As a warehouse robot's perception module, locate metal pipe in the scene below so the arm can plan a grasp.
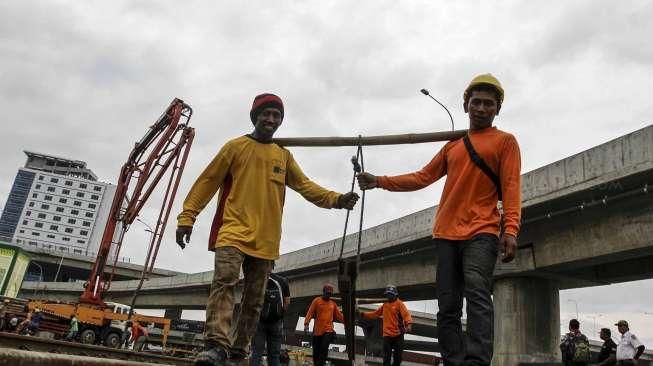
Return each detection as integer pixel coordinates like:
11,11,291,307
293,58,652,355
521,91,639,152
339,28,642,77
273,130,467,147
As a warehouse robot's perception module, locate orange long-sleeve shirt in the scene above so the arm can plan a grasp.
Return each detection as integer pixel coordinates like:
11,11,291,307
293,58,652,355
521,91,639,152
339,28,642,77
377,127,521,240
304,297,344,336
362,299,412,337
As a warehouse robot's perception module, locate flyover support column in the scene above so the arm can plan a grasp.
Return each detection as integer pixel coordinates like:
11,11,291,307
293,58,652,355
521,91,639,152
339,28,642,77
492,277,560,366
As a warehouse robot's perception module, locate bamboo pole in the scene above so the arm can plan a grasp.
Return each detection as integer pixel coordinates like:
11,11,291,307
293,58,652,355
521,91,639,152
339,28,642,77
272,129,467,147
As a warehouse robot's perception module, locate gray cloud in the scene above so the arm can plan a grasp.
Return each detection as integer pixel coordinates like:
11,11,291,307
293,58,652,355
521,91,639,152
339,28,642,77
0,0,652,343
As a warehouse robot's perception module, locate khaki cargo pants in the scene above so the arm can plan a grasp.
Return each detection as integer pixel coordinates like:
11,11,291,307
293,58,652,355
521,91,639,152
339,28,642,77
205,246,273,357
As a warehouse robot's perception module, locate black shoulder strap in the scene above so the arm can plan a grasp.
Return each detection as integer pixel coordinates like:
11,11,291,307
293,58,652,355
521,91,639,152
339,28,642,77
462,135,502,201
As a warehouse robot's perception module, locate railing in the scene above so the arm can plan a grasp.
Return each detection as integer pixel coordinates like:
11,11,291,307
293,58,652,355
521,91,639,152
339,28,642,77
0,235,132,263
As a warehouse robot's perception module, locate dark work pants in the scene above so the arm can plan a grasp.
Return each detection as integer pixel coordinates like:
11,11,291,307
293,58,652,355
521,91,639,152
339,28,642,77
436,234,498,366
249,319,283,366
383,334,405,366
312,331,335,366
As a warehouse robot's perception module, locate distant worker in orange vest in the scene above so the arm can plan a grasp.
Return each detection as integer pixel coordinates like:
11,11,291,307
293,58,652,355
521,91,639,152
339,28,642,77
358,74,522,365
360,285,413,366
304,284,344,366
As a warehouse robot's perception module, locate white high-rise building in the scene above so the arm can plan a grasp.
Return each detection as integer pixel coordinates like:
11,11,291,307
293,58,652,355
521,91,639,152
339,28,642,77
0,151,116,256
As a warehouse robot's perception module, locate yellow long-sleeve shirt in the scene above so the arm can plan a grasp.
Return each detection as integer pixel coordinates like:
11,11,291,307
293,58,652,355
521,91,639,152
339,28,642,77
177,135,341,259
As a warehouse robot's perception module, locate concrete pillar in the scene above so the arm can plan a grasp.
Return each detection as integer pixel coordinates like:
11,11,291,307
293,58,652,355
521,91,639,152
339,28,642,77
492,277,560,366
164,308,183,320
358,318,383,357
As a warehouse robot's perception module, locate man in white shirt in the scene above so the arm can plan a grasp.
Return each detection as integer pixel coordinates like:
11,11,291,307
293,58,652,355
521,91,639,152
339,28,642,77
615,320,645,365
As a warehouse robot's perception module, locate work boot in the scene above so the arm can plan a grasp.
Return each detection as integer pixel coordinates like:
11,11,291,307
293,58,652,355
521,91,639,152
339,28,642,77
227,351,248,366
194,346,228,366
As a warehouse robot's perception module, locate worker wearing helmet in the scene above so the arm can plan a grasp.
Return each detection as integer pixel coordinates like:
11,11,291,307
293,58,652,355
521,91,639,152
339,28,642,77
176,94,359,366
358,74,521,365
304,284,344,366
360,285,413,366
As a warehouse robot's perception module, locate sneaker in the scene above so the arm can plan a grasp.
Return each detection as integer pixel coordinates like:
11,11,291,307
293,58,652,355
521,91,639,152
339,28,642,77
194,346,228,366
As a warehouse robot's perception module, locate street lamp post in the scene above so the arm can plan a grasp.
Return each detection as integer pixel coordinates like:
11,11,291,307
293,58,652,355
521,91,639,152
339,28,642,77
29,262,43,296
567,299,579,319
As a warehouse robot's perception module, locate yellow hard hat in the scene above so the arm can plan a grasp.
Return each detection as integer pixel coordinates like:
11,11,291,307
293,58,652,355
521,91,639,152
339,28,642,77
464,73,504,104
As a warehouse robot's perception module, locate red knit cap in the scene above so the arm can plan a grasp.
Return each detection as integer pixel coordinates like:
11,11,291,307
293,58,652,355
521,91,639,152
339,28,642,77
250,93,284,124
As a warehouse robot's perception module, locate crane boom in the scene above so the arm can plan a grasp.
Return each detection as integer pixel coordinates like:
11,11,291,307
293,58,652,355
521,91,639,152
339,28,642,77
79,98,194,305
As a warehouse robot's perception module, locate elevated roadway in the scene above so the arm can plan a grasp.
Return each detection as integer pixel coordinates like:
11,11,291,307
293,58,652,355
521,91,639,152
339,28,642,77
7,240,181,282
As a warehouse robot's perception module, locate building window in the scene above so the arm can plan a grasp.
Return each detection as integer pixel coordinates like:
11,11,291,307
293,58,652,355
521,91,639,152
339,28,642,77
59,246,68,251
37,213,46,219
19,230,25,234
40,204,49,209
47,186,55,192
50,225,58,231
85,212,93,218
56,207,64,212
88,203,96,209
38,176,44,181
76,192,84,198
71,210,79,215
47,234,55,239
67,218,76,224
35,222,43,228
53,216,61,222
31,232,40,236
82,221,91,227
25,211,31,216
35,184,41,189
91,195,99,200
59,198,67,204
94,186,102,192
62,189,70,195
74,201,81,207
80,230,88,236
79,183,87,189
73,249,82,254
62,237,70,242
64,228,73,233
65,181,73,186
77,240,85,244
45,195,52,201
22,220,28,225
32,193,38,198
29,241,37,245
29,202,35,207
50,178,59,183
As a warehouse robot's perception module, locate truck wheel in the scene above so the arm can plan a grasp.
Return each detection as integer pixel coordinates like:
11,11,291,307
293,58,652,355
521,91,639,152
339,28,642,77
104,332,121,348
80,329,96,344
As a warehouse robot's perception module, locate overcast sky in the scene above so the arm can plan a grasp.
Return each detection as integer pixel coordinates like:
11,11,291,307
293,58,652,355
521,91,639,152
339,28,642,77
1,0,653,346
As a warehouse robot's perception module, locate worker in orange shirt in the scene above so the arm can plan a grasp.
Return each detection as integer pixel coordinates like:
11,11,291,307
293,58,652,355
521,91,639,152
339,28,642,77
358,74,521,366
304,284,344,366
360,285,412,366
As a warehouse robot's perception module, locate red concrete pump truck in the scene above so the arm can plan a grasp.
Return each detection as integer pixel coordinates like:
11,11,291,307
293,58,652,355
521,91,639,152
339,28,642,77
28,99,195,348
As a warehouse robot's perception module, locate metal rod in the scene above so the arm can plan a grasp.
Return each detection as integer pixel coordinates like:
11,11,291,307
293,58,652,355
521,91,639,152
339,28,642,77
273,130,467,147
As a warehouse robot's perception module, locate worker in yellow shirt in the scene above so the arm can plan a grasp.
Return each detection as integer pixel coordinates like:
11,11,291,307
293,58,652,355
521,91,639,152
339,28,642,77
360,285,412,366
176,93,359,366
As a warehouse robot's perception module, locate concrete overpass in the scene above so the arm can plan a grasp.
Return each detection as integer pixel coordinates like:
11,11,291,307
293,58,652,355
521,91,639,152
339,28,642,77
6,239,181,282
21,125,653,365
